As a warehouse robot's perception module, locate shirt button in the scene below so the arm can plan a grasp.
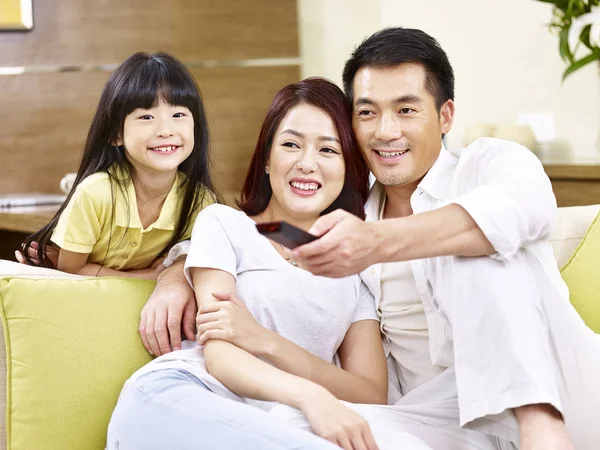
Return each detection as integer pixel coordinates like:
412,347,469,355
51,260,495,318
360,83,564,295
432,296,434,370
111,265,119,270
131,242,137,247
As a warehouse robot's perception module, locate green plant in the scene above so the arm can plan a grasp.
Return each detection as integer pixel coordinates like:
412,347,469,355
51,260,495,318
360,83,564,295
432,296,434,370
535,0,600,79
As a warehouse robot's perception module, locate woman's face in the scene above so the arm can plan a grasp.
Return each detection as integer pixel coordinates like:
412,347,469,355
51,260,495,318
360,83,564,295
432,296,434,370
266,103,345,220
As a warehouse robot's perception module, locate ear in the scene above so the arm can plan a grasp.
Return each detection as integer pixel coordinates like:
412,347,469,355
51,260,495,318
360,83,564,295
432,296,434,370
113,136,123,147
439,99,455,136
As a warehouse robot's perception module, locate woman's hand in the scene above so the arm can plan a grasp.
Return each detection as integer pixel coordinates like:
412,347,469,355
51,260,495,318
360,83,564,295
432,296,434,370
196,292,272,355
299,387,379,450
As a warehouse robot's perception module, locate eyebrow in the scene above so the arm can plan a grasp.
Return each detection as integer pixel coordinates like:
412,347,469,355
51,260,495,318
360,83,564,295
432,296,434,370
280,129,340,144
355,94,423,106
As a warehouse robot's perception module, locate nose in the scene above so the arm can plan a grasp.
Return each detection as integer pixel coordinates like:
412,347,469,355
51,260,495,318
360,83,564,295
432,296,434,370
374,111,402,142
296,149,317,173
156,118,175,138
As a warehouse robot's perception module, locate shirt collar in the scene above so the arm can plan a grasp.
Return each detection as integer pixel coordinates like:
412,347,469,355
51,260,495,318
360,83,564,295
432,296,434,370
113,169,184,231
365,144,457,221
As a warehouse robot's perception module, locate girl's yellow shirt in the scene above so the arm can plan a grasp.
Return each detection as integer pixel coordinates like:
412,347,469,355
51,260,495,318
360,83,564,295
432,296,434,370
51,170,214,270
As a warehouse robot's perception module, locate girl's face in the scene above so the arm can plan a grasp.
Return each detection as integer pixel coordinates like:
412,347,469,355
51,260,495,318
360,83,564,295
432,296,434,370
266,103,345,221
118,98,194,177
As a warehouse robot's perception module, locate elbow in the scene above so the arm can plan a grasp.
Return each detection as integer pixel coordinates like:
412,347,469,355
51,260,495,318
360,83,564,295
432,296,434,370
361,380,388,405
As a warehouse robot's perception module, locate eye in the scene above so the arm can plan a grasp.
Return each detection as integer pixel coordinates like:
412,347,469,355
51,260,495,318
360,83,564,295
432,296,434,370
320,147,339,154
173,112,187,118
357,110,373,116
139,114,153,120
399,108,416,114
282,142,300,149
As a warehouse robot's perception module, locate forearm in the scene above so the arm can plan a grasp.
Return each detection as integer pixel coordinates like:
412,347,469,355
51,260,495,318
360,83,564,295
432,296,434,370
374,203,495,262
204,339,323,408
259,329,386,404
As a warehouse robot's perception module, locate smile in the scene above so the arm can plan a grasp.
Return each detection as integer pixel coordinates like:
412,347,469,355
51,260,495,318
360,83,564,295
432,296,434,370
149,146,179,153
290,181,320,191
374,149,409,158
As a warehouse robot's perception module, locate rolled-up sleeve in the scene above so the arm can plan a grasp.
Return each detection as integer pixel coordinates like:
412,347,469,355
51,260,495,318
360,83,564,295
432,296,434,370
452,139,557,261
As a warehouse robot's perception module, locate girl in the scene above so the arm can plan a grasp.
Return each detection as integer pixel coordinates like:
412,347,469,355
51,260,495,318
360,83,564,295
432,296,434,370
21,52,215,280
108,78,432,450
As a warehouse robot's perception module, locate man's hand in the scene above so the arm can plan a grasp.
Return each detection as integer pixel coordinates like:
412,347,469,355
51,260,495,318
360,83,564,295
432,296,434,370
291,209,380,278
139,259,197,356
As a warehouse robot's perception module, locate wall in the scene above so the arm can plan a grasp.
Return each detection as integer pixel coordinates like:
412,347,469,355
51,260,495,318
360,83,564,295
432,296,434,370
0,0,301,200
298,0,600,162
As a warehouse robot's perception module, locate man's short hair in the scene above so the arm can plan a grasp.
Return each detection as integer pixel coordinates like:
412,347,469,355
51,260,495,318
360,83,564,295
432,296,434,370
342,27,455,111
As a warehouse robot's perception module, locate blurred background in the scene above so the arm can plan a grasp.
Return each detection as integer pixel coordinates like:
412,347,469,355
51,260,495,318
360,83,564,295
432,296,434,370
1,0,599,258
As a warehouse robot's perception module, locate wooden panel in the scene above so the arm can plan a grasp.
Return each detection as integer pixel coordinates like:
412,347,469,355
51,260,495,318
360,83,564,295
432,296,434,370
0,0,298,66
543,164,600,207
0,65,300,196
549,180,600,207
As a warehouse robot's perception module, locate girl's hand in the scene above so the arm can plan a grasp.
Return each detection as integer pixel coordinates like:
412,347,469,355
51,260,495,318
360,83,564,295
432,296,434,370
196,292,271,355
300,388,379,450
15,241,59,267
127,264,165,280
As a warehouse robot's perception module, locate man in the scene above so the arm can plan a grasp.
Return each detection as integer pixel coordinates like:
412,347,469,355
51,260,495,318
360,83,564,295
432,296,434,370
59,27,598,449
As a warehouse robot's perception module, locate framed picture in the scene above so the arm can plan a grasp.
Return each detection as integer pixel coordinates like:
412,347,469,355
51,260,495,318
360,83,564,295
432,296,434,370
0,0,33,31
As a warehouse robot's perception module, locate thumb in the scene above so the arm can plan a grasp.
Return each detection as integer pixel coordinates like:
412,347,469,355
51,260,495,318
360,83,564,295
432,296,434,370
308,209,347,236
182,301,197,341
212,292,231,302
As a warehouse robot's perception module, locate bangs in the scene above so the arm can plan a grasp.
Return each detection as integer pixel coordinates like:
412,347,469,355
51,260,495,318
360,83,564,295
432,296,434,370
114,55,200,118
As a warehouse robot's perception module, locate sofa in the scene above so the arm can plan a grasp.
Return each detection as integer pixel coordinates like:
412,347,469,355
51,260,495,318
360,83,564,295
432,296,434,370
0,204,598,450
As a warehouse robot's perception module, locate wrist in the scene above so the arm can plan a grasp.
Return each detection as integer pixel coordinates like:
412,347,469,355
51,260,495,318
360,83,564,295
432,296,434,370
287,379,330,410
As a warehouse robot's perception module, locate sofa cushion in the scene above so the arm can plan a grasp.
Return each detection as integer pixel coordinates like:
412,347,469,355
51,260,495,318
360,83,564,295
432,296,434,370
561,210,600,333
0,276,155,450
551,205,600,268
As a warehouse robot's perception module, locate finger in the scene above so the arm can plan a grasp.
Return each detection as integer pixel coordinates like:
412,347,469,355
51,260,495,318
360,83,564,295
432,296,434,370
211,292,231,302
335,435,354,450
198,329,228,346
213,292,245,307
349,430,369,450
198,302,226,314
196,321,224,337
195,311,221,324
145,311,162,357
293,221,347,260
138,310,153,355
154,308,172,356
308,209,348,236
30,241,39,250
167,304,184,352
182,300,198,341
362,427,379,450
14,251,25,264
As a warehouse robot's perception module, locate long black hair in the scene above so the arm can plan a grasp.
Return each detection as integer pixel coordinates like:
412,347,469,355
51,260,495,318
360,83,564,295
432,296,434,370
23,52,216,268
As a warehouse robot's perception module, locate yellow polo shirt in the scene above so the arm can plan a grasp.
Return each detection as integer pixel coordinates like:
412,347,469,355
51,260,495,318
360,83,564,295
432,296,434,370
51,169,214,270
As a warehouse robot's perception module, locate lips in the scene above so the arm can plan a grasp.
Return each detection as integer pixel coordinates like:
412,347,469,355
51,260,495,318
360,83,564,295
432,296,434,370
373,149,409,158
289,178,322,197
149,145,179,153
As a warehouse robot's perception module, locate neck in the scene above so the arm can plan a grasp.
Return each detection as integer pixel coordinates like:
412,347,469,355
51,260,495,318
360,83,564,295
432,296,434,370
131,168,177,203
382,180,419,219
256,201,319,231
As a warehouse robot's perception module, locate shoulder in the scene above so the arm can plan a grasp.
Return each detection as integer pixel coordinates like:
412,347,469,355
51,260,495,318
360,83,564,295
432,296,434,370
69,172,118,208
456,137,541,168
196,204,253,231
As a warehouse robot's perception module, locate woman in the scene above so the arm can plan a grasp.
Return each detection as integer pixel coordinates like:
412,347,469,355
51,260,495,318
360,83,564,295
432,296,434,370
107,78,433,450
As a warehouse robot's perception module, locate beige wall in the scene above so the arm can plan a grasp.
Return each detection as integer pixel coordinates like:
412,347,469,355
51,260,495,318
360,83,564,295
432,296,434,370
298,0,600,162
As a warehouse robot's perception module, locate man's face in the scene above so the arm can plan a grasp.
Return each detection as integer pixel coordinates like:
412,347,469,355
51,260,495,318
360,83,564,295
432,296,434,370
351,63,454,188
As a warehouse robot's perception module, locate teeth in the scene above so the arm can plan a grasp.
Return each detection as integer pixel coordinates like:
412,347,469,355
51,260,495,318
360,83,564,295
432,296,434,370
152,146,176,152
291,181,320,191
376,150,408,158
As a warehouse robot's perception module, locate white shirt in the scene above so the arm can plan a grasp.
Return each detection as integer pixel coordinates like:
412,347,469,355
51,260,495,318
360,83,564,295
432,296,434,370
360,138,558,370
130,204,378,410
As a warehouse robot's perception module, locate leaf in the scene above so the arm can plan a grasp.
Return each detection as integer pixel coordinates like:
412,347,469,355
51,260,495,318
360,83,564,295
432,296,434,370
559,25,574,62
562,53,600,81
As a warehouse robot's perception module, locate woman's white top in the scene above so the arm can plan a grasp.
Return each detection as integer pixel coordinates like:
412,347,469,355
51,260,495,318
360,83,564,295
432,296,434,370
126,204,378,410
